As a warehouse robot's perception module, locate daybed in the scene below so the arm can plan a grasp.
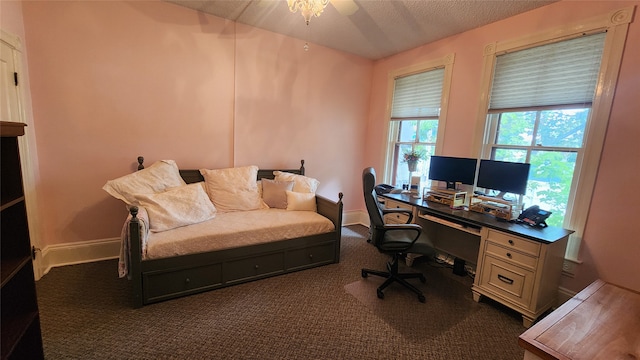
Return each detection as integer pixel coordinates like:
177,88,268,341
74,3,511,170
104,157,343,308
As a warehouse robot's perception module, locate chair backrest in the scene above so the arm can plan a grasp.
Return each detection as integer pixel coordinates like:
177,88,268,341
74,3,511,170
363,167,385,245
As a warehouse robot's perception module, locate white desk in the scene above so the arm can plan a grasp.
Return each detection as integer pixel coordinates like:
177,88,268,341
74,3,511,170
382,193,573,327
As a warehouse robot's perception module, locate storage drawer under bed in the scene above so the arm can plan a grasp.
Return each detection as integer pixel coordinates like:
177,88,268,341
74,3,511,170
143,263,223,303
224,252,285,284
285,242,336,271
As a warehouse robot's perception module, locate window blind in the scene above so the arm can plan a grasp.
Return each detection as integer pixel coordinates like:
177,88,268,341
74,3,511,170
489,32,606,110
391,68,444,120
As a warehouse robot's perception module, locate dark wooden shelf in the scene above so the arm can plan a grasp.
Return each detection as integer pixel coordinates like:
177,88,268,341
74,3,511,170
0,310,39,359
0,121,25,137
1,121,43,360
0,256,30,287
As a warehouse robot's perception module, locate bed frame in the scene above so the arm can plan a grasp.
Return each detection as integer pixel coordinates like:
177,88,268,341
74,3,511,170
127,157,343,308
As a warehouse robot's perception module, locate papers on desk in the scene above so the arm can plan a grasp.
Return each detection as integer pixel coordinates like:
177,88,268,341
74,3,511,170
418,214,481,235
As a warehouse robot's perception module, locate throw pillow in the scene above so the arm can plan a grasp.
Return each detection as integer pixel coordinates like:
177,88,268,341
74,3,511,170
261,179,294,209
273,171,319,193
134,182,216,232
285,190,317,211
199,165,262,212
103,160,186,205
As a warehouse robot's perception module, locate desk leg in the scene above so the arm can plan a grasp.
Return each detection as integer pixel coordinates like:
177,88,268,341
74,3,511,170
472,290,482,303
522,316,534,328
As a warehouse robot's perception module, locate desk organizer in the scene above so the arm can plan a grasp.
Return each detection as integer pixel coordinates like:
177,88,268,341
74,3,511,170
424,188,468,207
469,195,521,220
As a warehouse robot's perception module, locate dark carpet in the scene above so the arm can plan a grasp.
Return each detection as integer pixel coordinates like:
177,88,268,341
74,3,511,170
36,225,525,359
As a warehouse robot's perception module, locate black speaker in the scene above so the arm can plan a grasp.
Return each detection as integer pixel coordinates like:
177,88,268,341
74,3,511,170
453,258,466,276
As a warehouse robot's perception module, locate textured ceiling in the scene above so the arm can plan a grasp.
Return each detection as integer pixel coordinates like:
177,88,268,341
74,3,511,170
165,0,556,60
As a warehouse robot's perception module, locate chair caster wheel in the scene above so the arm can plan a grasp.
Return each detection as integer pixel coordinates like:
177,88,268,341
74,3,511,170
418,294,426,303
377,289,384,299
361,270,368,278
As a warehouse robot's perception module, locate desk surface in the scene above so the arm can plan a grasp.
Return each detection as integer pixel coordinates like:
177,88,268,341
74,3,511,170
382,193,573,244
518,279,640,359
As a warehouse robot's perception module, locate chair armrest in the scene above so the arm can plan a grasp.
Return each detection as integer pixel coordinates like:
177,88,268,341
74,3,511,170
383,223,422,238
382,207,414,224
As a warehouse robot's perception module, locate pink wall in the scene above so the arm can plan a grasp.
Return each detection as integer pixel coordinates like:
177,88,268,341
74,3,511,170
20,1,371,246
366,1,640,292
12,0,640,293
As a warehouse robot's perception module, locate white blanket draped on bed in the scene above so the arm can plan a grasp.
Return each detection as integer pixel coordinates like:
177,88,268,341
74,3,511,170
119,208,335,276
118,206,149,279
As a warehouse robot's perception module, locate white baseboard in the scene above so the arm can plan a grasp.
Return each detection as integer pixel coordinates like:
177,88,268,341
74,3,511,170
35,211,366,278
38,237,120,278
342,210,369,227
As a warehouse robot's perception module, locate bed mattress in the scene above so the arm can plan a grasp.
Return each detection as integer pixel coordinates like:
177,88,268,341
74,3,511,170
144,209,335,259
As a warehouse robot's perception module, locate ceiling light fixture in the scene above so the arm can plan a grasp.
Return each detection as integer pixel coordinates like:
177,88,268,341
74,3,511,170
287,0,330,25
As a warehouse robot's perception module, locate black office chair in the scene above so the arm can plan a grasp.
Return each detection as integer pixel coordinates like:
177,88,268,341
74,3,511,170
361,167,427,303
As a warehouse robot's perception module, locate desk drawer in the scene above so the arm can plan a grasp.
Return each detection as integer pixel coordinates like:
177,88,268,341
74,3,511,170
486,230,540,257
485,242,538,271
480,255,534,307
384,199,412,224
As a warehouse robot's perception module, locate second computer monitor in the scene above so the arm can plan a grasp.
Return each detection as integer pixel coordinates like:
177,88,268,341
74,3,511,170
428,156,477,190
476,159,531,197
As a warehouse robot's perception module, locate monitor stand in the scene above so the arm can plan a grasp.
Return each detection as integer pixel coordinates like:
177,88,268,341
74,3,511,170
446,181,457,190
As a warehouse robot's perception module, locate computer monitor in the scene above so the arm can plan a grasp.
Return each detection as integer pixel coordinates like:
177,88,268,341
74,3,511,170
476,159,531,198
428,156,477,190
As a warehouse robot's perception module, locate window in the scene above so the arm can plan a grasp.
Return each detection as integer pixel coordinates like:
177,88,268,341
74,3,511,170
484,108,590,227
482,33,606,227
384,55,455,191
473,7,633,263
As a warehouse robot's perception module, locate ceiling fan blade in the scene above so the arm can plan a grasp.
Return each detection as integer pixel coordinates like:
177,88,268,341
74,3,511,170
330,0,358,16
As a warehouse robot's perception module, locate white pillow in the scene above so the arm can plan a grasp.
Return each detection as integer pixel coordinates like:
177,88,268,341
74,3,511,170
199,165,262,212
262,179,294,209
273,171,319,193
285,190,317,211
134,182,216,232
103,160,186,205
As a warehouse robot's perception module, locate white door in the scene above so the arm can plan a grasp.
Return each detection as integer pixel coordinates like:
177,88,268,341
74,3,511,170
1,39,22,123
1,30,43,279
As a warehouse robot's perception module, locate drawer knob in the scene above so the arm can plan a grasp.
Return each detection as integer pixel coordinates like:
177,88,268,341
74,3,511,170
508,240,514,245
254,265,259,269
506,252,512,258
185,278,190,284
309,254,313,259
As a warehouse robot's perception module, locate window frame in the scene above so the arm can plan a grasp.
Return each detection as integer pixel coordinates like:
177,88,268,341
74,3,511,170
472,6,634,267
383,54,455,186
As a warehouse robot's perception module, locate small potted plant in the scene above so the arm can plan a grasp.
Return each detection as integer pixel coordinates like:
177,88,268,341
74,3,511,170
403,149,426,172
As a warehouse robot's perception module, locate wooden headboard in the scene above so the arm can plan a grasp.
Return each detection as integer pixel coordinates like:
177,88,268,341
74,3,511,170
135,156,305,184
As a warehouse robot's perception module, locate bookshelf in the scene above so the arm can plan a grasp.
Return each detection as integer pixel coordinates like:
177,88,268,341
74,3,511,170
1,122,44,360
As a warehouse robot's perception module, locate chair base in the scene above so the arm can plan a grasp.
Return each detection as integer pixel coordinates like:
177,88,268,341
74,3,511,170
361,257,426,303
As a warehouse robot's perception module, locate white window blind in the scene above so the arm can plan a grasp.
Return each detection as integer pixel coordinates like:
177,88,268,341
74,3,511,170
391,68,445,120
489,32,606,110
